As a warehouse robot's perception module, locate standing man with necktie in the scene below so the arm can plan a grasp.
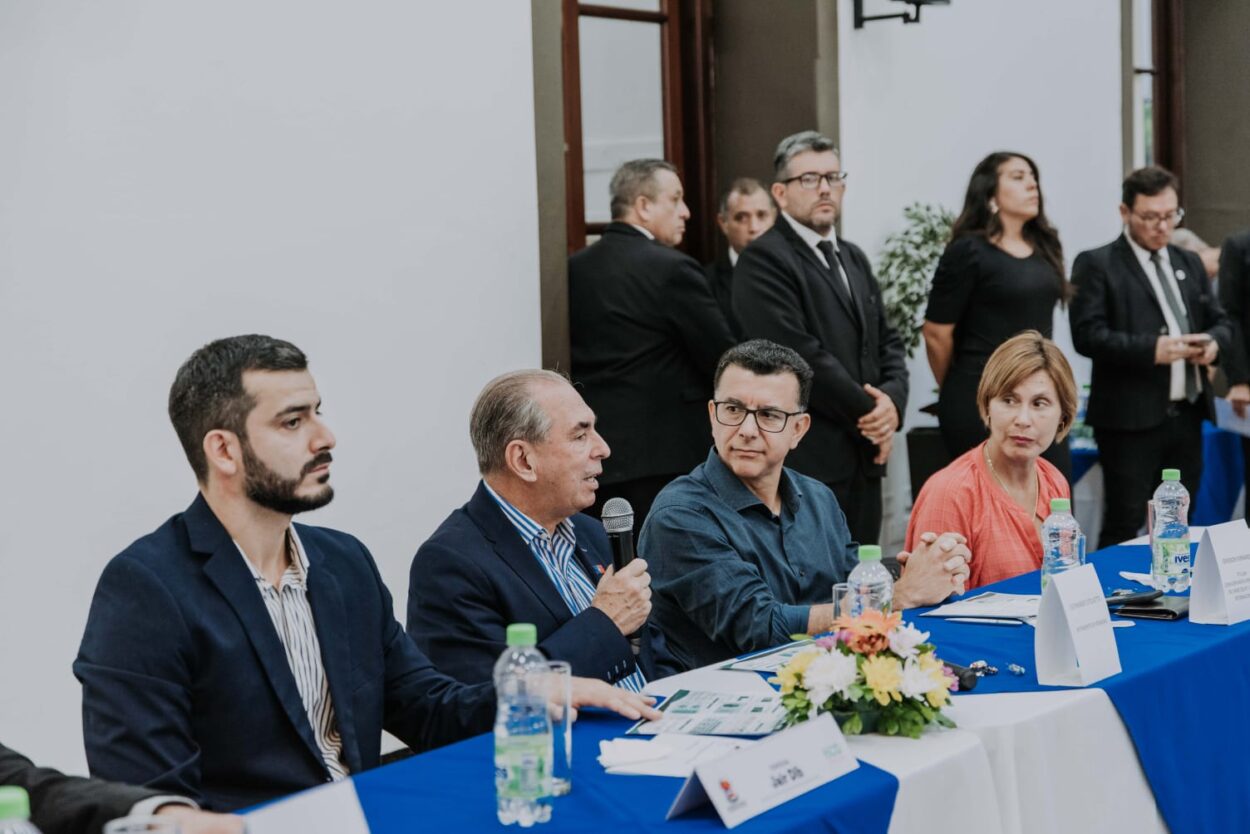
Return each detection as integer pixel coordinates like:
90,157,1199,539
732,131,908,545
1070,166,1234,548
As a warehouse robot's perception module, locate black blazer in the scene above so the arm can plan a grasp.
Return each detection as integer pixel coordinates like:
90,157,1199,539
703,254,744,338
1218,229,1250,385
408,482,674,684
0,743,160,834
75,495,495,811
1070,234,1234,431
731,217,909,483
569,223,736,485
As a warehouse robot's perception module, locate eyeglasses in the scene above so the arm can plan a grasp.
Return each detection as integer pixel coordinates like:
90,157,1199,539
1131,207,1185,226
713,401,805,433
780,171,849,190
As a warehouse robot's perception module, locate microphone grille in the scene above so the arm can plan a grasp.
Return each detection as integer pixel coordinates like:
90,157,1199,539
601,497,634,533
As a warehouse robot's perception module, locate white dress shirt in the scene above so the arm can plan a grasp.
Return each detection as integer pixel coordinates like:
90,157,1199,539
1124,230,1191,400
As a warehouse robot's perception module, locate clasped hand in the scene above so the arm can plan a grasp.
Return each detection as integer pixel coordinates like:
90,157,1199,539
894,531,971,608
858,384,899,464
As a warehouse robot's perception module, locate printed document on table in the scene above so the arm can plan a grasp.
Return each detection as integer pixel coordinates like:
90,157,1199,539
602,734,755,777
1215,398,1250,439
921,591,1040,621
721,640,815,673
626,689,788,737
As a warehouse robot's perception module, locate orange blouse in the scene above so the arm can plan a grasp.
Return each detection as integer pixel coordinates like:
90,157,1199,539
905,442,1071,590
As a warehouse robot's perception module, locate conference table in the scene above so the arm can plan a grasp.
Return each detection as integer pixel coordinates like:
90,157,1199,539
248,539,1250,834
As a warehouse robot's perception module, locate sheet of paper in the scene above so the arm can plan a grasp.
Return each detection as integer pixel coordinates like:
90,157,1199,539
1190,521,1250,625
1215,397,1250,439
1035,564,1121,686
666,713,858,829
603,734,755,777
627,689,788,737
246,778,369,834
922,591,1040,622
721,640,814,673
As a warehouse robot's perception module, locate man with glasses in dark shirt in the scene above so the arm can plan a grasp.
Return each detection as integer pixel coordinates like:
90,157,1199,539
639,340,970,672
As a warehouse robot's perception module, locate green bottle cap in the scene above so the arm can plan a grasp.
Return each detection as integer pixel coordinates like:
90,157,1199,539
1162,469,1181,482
0,787,30,821
1050,498,1071,513
505,623,538,647
858,544,882,562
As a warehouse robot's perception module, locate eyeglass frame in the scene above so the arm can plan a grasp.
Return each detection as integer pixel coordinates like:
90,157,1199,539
779,171,849,190
1129,207,1185,226
712,400,806,433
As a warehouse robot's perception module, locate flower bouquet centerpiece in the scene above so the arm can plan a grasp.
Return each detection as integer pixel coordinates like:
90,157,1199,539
772,610,957,739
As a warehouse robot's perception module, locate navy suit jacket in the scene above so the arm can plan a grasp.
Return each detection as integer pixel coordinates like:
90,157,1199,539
75,495,495,812
408,482,674,684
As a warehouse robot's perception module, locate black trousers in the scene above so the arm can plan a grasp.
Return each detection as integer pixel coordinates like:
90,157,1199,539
590,473,680,530
1094,401,1205,549
827,469,884,546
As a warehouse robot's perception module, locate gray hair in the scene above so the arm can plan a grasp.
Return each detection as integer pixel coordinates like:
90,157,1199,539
609,159,677,220
773,131,838,180
470,369,569,474
717,177,771,215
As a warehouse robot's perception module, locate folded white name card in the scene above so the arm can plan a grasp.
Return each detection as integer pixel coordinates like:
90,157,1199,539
246,778,370,834
665,712,857,829
1190,521,1250,626
1035,563,1121,687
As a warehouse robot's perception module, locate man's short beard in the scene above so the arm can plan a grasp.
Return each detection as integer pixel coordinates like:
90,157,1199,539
241,440,334,516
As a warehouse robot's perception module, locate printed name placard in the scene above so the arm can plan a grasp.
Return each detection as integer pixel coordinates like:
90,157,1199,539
1035,563,1121,686
1190,521,1250,625
665,711,857,829
246,778,369,834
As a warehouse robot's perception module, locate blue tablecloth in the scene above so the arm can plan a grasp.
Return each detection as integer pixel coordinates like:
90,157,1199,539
351,711,899,834
1071,421,1245,524
912,544,1250,834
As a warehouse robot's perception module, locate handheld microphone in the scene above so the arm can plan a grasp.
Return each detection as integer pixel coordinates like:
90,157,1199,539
601,497,635,572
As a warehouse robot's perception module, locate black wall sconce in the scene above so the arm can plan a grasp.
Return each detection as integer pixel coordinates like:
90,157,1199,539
853,0,950,29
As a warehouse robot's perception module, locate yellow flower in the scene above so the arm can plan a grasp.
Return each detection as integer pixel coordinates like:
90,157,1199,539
860,654,903,706
925,686,951,709
771,648,820,694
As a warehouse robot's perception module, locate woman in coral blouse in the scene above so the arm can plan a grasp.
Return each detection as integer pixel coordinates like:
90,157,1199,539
906,331,1077,590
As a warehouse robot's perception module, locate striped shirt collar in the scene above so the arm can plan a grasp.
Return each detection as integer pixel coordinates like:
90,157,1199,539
235,527,311,590
481,480,578,549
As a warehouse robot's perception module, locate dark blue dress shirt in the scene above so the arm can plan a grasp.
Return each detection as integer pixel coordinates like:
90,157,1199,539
639,448,858,671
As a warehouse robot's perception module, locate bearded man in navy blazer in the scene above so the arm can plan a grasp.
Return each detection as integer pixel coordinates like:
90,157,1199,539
74,337,657,811
408,370,666,688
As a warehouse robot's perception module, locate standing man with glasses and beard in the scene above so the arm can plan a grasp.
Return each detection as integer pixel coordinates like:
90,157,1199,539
74,336,658,811
732,131,908,545
1070,167,1234,548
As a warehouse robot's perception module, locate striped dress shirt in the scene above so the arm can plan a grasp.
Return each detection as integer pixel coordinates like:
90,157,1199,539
483,483,647,692
236,528,348,780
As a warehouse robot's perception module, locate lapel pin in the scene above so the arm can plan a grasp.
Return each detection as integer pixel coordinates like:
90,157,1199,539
1175,269,1186,281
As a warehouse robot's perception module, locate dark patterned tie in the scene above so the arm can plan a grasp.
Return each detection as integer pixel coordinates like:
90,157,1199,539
1151,250,1199,403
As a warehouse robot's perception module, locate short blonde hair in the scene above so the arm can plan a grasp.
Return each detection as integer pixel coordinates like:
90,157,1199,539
976,331,1078,442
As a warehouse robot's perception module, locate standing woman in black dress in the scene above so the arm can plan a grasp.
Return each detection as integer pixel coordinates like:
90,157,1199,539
922,151,1073,479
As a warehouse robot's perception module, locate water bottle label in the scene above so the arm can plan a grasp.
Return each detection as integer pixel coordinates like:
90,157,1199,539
1152,539,1191,576
495,736,552,800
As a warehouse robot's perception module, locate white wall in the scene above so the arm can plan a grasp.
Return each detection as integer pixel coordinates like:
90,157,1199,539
0,1,540,772
838,0,1123,548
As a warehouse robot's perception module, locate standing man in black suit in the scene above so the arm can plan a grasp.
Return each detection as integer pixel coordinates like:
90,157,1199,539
705,178,776,338
0,742,240,834
570,159,737,524
1217,228,1250,506
732,131,908,544
1070,166,1234,548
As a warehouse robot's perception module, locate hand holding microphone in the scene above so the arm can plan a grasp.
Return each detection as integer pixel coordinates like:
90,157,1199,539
594,498,652,635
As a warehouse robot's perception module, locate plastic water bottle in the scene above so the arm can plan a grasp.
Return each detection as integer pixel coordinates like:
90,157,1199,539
847,544,893,616
1040,498,1085,591
0,787,43,834
494,623,552,827
1151,469,1192,592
